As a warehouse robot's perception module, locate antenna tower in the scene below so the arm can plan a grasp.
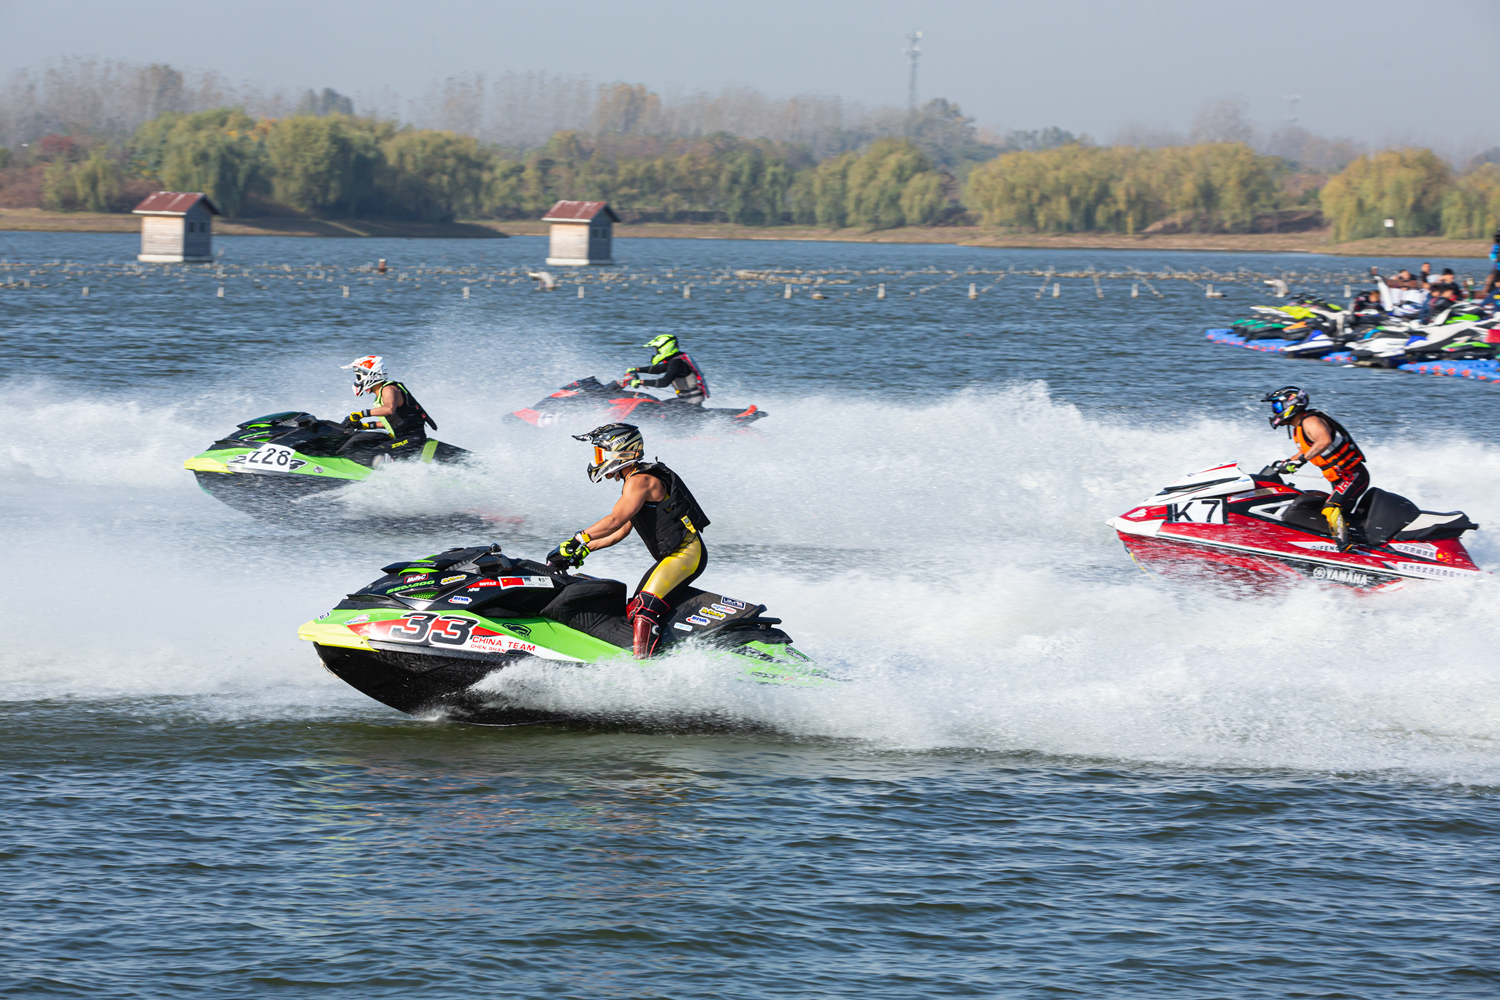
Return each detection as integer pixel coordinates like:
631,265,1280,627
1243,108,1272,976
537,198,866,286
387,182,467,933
904,30,922,111
1283,94,1302,125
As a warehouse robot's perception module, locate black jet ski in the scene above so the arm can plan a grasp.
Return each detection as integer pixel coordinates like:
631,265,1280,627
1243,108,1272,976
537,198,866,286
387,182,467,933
298,544,827,725
506,377,767,433
184,411,476,525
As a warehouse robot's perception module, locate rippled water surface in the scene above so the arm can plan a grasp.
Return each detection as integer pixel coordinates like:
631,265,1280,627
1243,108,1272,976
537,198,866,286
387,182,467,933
3,231,1499,997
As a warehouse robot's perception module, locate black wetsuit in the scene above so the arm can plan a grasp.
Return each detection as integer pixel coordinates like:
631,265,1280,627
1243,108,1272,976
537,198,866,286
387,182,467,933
344,381,437,459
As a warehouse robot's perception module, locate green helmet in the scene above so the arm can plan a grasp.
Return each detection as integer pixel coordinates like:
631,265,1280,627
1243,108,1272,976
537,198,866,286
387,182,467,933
645,334,679,364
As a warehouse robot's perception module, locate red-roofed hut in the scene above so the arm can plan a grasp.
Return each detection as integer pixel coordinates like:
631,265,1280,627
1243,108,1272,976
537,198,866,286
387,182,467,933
133,192,221,263
542,200,619,266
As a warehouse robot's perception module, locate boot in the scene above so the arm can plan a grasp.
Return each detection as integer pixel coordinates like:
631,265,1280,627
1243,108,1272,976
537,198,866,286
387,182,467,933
1322,505,1353,551
626,592,671,660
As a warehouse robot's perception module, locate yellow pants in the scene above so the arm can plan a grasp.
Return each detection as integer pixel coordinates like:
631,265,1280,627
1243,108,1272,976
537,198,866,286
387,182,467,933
638,534,705,600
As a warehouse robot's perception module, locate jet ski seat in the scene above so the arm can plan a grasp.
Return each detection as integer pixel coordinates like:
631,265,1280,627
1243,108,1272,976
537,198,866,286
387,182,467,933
541,578,633,649
1351,489,1421,547
1280,491,1332,536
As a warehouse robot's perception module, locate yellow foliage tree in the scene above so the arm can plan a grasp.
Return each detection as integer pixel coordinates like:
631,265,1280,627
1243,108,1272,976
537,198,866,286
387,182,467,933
1440,164,1500,238
1319,148,1450,241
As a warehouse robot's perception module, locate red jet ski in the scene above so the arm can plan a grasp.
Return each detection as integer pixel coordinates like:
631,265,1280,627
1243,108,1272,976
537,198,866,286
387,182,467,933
1108,463,1483,593
506,377,767,434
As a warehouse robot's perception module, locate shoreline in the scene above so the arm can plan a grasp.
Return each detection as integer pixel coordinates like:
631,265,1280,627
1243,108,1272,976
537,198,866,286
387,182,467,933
0,207,1490,259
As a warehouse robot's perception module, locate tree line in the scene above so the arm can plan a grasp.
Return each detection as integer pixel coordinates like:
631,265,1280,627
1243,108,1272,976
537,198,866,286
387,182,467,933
3,104,1498,239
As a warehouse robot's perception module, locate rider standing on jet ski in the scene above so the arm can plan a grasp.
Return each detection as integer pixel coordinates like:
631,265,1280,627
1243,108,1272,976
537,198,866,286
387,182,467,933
1263,386,1369,551
340,355,437,457
624,335,709,406
548,423,711,659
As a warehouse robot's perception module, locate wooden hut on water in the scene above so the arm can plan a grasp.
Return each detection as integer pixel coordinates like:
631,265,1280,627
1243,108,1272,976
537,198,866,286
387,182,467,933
133,192,220,263
542,201,619,266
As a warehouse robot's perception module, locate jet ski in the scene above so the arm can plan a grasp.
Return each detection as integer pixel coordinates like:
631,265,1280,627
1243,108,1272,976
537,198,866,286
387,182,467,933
298,544,827,725
1108,463,1483,593
506,377,767,433
184,411,470,521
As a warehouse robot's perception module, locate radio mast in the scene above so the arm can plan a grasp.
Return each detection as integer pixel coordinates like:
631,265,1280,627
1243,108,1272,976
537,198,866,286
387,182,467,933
904,30,922,111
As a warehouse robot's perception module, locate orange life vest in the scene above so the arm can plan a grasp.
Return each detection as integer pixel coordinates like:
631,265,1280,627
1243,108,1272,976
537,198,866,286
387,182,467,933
1293,409,1365,481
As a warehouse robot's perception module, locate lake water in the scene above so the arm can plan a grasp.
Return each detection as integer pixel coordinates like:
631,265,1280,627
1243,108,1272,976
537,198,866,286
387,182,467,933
4,230,1499,998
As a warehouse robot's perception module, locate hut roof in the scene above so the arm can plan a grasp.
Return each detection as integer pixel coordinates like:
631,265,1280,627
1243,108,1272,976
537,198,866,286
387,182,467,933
132,192,222,216
541,200,619,223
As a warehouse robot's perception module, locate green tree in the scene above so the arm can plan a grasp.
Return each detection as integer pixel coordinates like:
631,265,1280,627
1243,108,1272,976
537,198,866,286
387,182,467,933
267,115,387,217
812,153,855,228
900,171,946,225
71,149,121,212
42,160,75,210
1319,148,1450,241
379,130,491,221
847,139,930,230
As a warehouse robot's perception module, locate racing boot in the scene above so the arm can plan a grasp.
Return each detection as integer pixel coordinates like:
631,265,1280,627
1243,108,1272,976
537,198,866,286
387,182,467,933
626,592,671,660
1322,505,1353,552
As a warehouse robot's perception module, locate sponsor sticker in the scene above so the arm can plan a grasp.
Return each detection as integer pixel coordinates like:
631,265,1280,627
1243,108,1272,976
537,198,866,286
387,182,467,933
345,614,371,625
698,607,726,620
686,614,711,626
719,598,746,610
448,596,473,605
498,576,556,589
1312,565,1371,586
404,574,430,583
317,612,330,620
440,574,466,585
709,603,737,615
466,579,500,590
674,622,693,631
1291,541,1339,552
1389,541,1438,560
502,623,532,636
1387,561,1479,580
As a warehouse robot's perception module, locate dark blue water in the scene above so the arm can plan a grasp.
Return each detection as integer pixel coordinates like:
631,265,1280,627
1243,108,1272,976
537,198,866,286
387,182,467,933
3,231,1498,997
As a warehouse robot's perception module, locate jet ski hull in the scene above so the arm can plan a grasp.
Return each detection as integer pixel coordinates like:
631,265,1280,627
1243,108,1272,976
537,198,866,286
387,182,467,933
302,545,828,725
1109,464,1483,595
508,377,767,435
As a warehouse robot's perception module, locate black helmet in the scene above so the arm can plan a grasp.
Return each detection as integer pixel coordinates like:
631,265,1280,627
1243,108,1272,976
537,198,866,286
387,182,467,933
1260,386,1309,427
573,423,644,483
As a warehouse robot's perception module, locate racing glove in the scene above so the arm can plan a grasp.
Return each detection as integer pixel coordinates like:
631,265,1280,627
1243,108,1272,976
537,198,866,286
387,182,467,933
1280,457,1305,475
547,531,591,570
341,409,370,431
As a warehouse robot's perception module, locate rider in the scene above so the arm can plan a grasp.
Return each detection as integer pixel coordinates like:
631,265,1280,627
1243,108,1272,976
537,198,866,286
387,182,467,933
339,355,437,457
548,423,711,659
624,334,709,405
1262,386,1370,551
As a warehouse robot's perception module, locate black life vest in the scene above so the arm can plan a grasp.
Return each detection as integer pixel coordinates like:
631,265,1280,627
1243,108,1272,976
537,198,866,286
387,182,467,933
1293,408,1366,481
380,381,437,438
669,353,709,402
628,462,711,560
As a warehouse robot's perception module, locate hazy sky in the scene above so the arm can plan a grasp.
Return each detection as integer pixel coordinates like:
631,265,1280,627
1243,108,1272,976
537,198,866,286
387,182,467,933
1,0,1495,150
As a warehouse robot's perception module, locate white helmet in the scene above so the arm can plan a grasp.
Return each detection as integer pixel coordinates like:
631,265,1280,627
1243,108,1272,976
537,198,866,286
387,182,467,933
342,355,388,396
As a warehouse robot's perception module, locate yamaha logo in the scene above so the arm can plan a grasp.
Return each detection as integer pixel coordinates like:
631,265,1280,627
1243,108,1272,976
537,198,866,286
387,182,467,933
1312,566,1370,586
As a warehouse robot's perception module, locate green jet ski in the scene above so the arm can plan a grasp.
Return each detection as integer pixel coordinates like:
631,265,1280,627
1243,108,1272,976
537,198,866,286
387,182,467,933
299,544,829,725
184,411,470,521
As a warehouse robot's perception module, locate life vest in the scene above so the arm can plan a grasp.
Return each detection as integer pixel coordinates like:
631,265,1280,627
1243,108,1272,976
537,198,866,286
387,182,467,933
375,381,437,438
669,353,709,402
628,462,711,560
1294,409,1365,481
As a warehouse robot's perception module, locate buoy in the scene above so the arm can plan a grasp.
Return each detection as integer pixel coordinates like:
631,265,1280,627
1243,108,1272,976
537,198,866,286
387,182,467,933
968,283,977,299
1344,285,1352,297
1206,284,1224,298
784,284,793,299
577,285,585,298
342,286,350,298
1052,283,1060,297
684,284,691,298
463,286,470,298
216,286,224,298
877,283,886,299
810,292,826,300
1131,283,1139,298
82,286,88,296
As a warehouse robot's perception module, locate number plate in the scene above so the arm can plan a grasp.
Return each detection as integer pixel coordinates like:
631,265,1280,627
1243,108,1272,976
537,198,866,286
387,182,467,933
1167,498,1228,524
230,443,307,473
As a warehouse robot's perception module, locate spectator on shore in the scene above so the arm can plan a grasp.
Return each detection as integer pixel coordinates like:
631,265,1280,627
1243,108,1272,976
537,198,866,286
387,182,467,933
1419,262,1433,287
